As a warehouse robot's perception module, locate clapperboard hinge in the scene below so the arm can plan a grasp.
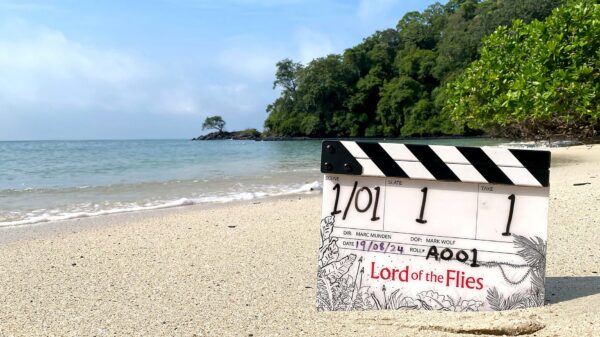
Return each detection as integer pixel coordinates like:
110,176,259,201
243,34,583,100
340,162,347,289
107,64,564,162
321,141,550,187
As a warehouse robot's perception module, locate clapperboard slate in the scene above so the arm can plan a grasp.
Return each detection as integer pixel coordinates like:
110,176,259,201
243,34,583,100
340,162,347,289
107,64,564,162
316,141,550,312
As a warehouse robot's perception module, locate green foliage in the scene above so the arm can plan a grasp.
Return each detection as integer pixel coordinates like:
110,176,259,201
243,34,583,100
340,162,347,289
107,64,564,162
445,1,600,139
202,115,226,133
376,76,422,136
239,128,260,137
273,59,302,92
265,0,565,137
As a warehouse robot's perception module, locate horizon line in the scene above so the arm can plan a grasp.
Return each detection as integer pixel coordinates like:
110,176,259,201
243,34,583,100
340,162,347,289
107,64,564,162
0,138,192,142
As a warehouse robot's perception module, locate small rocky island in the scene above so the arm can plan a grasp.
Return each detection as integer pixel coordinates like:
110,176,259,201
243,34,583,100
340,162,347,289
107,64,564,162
193,115,262,140
192,115,310,140
192,129,262,140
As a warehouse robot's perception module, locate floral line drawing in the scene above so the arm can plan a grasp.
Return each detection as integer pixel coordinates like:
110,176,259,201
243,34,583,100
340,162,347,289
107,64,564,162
316,215,361,311
369,287,483,311
316,215,483,312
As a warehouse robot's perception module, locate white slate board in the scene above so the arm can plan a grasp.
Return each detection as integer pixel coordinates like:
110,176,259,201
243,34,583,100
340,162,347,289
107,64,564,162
317,141,550,312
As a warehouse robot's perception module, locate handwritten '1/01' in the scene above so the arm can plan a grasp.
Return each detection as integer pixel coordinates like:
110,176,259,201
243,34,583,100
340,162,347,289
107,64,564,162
329,181,517,237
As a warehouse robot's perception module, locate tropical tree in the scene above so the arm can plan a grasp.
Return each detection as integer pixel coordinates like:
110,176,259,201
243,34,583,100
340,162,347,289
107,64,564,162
202,116,226,133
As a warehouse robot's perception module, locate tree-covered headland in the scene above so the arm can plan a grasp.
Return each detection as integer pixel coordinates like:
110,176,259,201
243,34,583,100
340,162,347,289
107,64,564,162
446,1,599,139
264,0,599,140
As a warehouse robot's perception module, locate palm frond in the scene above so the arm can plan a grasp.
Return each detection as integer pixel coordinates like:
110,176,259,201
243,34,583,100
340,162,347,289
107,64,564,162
316,276,333,311
530,268,545,293
486,287,528,310
503,292,528,310
513,235,546,270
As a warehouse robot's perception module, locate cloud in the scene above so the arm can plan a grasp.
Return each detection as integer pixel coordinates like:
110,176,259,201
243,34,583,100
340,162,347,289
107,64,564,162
0,15,353,139
357,0,397,21
0,19,163,114
216,0,305,6
159,83,261,117
295,27,334,64
0,19,277,124
175,0,308,8
356,0,424,30
216,35,283,82
156,88,199,115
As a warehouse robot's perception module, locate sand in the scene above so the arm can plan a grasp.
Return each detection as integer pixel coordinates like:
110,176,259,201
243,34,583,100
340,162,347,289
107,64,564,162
0,145,598,336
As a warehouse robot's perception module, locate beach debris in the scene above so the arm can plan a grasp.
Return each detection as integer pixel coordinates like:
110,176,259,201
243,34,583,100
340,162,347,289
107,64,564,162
228,225,236,228
573,182,591,186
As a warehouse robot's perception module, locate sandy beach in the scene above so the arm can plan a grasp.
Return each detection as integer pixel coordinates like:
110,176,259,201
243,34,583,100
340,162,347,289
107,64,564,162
0,145,598,337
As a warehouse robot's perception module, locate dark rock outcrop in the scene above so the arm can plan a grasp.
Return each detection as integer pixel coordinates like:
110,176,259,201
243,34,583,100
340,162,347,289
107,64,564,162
192,129,261,141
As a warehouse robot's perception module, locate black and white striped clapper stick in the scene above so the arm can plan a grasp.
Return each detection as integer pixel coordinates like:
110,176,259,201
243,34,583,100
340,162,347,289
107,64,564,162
321,141,550,187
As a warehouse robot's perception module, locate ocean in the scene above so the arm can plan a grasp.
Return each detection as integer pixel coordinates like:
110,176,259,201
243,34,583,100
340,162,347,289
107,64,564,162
0,138,506,227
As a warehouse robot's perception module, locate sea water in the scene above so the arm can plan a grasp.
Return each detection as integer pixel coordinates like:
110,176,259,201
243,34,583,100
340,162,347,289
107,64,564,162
0,138,504,227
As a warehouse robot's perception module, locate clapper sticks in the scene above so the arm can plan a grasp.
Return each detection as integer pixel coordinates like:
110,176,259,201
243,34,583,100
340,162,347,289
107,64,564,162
316,141,550,312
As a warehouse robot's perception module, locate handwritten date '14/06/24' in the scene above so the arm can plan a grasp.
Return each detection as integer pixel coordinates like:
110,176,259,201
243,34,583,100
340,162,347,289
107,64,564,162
330,182,516,237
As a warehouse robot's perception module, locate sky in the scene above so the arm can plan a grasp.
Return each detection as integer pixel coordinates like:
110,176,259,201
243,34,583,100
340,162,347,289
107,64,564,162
0,0,441,140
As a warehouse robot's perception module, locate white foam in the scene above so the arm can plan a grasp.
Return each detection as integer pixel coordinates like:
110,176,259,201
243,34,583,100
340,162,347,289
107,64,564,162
285,181,322,194
500,140,583,149
0,181,322,228
0,198,195,227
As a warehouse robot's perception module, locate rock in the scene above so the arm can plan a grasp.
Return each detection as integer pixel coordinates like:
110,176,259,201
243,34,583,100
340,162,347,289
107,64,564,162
192,129,262,141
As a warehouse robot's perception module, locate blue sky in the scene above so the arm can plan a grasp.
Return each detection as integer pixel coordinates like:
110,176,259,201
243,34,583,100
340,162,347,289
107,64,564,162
0,0,441,140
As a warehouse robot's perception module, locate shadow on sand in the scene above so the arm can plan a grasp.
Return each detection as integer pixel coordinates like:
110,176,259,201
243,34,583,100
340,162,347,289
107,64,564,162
545,276,600,304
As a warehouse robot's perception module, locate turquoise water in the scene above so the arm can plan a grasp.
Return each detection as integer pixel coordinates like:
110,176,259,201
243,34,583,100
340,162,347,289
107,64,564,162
0,138,505,226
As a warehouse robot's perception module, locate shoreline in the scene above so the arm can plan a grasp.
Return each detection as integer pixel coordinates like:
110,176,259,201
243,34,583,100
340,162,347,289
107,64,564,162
2,140,587,230
193,135,598,147
0,182,322,229
0,144,593,239
194,135,496,141
0,192,322,245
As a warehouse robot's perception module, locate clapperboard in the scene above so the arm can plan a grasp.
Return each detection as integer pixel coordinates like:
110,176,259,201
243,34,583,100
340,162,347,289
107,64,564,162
316,141,550,312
